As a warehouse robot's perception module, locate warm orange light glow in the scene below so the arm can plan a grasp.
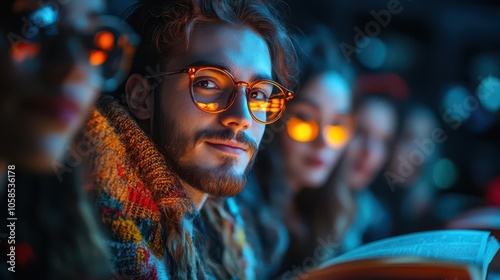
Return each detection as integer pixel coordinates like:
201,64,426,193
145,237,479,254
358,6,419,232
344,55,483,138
89,50,107,66
10,42,40,63
197,102,219,111
286,117,318,142
324,125,349,148
250,101,266,109
249,100,284,114
95,31,115,51
13,0,33,12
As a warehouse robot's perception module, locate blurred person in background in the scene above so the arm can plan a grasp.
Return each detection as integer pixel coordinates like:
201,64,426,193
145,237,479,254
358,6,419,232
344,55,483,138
0,0,138,278
342,93,398,250
246,25,357,278
382,103,443,235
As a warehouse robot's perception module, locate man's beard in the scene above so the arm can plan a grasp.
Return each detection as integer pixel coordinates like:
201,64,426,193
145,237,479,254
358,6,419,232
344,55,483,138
153,110,258,197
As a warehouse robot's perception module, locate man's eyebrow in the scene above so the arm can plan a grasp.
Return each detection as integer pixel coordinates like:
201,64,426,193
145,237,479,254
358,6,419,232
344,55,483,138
251,73,273,81
187,60,273,81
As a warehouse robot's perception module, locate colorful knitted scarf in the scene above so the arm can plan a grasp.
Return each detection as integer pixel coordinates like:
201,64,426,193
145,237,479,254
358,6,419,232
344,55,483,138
82,96,195,279
202,196,257,279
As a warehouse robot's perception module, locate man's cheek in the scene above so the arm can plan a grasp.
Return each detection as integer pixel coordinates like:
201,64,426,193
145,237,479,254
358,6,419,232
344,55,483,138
255,123,266,144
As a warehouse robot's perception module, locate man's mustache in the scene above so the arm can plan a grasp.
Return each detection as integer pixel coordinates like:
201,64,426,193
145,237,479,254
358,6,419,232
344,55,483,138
194,129,258,154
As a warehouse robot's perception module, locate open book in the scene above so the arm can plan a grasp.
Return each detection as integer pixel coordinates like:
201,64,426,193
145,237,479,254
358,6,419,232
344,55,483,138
302,230,499,280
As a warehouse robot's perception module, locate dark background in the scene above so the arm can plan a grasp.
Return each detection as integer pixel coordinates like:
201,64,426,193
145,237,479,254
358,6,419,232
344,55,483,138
108,0,500,202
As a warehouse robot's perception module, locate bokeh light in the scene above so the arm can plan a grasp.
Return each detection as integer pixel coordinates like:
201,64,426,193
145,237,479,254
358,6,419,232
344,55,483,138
477,75,500,113
31,6,58,28
10,42,40,63
486,177,500,206
357,37,387,69
433,158,458,190
442,85,471,123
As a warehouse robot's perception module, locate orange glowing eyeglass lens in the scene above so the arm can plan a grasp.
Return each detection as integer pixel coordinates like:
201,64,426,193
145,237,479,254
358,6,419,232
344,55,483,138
89,50,107,66
324,125,349,148
286,117,319,142
196,102,219,111
95,31,115,51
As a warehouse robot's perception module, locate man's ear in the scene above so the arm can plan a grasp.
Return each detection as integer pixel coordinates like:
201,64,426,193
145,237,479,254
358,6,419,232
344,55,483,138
125,74,153,120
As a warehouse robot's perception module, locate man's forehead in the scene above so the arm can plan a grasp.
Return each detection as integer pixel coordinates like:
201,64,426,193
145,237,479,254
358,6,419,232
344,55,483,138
166,23,273,80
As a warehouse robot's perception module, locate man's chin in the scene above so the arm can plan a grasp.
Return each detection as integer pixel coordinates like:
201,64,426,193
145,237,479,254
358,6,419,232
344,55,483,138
175,163,247,197
198,180,245,197
200,167,246,197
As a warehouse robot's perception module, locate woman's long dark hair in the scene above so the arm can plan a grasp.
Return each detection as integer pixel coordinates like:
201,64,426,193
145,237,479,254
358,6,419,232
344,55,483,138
255,25,356,273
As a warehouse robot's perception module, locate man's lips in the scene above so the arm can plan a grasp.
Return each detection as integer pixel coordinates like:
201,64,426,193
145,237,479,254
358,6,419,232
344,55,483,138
205,140,249,155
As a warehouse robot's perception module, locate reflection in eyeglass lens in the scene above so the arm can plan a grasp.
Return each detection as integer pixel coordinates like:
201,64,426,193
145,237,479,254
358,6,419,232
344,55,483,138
86,17,140,91
287,116,351,148
324,125,349,148
287,116,319,142
196,102,220,111
192,68,286,123
95,31,114,51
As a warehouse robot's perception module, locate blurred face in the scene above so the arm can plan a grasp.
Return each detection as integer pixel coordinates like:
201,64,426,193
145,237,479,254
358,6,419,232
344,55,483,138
281,72,353,190
345,99,397,190
0,0,105,172
156,23,271,197
387,108,437,185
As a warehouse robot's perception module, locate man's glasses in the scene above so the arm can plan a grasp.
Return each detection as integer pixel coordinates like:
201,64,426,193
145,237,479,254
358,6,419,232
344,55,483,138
147,66,295,124
2,5,140,92
286,115,353,148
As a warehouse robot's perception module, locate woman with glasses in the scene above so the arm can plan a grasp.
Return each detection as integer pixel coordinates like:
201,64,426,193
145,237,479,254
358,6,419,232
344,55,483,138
236,25,357,278
0,0,138,278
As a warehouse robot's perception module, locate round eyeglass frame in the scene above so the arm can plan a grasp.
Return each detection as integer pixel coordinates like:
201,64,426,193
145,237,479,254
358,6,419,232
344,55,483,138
146,66,295,124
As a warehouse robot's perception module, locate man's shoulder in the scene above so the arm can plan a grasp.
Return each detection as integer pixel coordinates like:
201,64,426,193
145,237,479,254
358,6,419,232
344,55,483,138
81,95,192,257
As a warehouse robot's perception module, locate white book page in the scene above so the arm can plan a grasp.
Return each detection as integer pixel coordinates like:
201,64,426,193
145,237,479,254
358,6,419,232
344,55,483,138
322,230,491,268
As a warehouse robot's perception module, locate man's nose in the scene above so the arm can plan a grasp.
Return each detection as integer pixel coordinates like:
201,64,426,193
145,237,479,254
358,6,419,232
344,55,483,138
219,86,253,132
